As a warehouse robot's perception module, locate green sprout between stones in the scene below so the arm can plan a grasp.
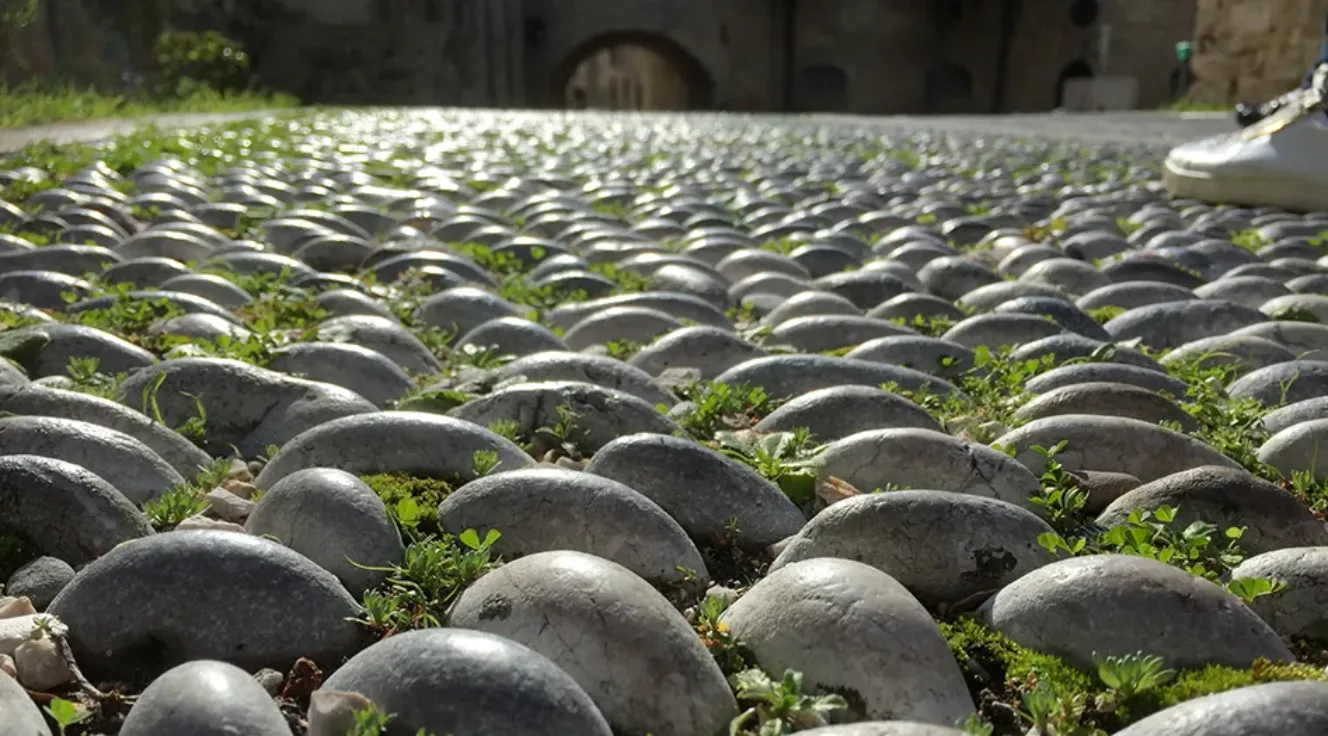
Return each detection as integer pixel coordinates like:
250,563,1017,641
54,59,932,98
43,697,93,736
728,668,848,735
141,457,232,530
353,528,501,635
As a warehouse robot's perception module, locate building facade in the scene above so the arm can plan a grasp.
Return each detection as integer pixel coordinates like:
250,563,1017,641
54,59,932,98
5,0,1199,114
1189,0,1328,105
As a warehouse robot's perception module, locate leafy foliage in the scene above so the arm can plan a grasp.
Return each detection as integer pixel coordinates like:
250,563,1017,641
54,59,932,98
693,594,748,675
1094,652,1176,700
729,668,848,735
141,457,231,530
354,528,501,635
676,382,778,440
715,429,825,510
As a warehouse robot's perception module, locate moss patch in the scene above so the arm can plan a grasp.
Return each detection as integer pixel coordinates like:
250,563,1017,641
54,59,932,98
360,473,454,536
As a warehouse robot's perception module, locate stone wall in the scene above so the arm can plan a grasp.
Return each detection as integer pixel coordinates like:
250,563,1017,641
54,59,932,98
1102,0,1199,108
3,0,1202,114
1190,0,1328,104
523,0,775,110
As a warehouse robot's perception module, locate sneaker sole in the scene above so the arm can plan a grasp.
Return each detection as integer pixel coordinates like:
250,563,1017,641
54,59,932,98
1163,157,1328,214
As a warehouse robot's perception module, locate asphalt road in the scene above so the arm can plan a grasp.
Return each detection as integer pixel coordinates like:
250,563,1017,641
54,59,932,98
0,108,1239,156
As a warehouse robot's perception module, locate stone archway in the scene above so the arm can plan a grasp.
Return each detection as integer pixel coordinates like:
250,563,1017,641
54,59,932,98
550,31,716,110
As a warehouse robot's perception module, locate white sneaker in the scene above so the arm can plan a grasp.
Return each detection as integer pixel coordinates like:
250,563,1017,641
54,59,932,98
1164,64,1328,213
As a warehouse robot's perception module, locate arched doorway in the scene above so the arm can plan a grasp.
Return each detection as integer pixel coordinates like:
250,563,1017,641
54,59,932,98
1054,59,1094,108
551,31,715,110
794,64,849,112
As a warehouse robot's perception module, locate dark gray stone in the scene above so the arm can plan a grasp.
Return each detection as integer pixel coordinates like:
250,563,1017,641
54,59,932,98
721,558,974,724
867,292,965,322
845,335,974,378
563,307,681,350
1229,360,1328,406
0,383,212,478
448,550,735,736
267,342,415,409
0,415,184,505
995,296,1111,340
245,468,403,595
769,315,914,353
772,491,1055,610
450,381,679,456
585,433,805,549
497,351,677,407
714,354,961,403
314,288,396,320
117,358,377,458
439,468,707,587
995,415,1241,483
760,290,861,326
754,385,941,441
1232,548,1328,640
1264,396,1328,434
320,627,611,736
917,256,1001,301
0,665,51,735
1112,681,1328,736
5,555,74,610
545,292,733,332
1161,335,1298,375
120,660,290,736
1008,333,1164,371
255,412,536,489
1013,381,1196,430
457,316,569,357
318,315,442,376
0,270,93,310
1104,299,1268,351
1026,362,1189,396
10,323,156,379
817,428,1041,509
942,312,1067,349
628,325,768,379
157,273,253,308
980,554,1292,671
1098,466,1328,555
1232,321,1328,361
1259,418,1328,481
48,530,367,679
1076,280,1198,311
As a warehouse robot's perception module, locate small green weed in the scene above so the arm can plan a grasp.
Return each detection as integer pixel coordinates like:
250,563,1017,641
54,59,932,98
728,668,848,735
43,697,92,736
1094,652,1175,700
715,429,824,510
141,485,210,530
605,338,644,360
353,528,501,635
677,382,778,440
1026,441,1094,537
693,594,748,675
64,356,127,399
526,403,588,460
140,372,208,444
348,703,438,736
